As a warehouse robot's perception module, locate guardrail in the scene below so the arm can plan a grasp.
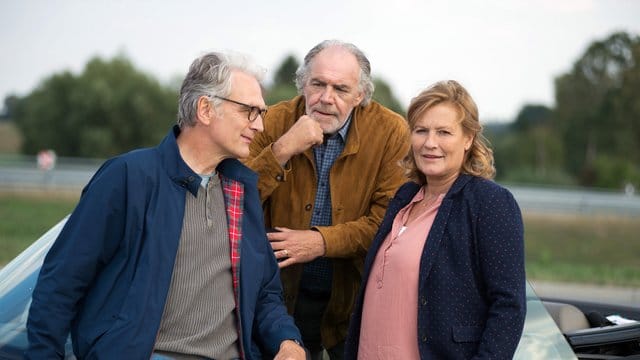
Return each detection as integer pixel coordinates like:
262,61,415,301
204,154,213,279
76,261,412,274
507,185,640,216
1,156,639,216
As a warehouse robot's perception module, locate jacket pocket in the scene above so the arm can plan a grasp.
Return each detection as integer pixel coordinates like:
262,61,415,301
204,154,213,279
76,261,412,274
452,325,483,343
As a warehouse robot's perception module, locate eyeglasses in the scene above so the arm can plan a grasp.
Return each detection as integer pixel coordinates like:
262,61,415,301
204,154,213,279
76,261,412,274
212,95,267,122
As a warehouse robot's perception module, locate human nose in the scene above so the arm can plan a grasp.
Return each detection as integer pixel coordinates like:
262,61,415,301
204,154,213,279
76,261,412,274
422,133,437,148
250,115,264,132
319,86,336,103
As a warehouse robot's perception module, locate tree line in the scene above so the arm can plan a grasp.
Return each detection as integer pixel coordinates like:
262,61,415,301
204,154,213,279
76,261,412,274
488,31,640,190
4,31,639,190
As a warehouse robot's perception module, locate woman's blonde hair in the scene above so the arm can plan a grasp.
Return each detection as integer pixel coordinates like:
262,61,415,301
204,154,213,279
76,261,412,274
401,80,495,184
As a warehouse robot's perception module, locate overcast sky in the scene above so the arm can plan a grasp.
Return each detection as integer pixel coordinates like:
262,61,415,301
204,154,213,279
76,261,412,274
1,0,639,122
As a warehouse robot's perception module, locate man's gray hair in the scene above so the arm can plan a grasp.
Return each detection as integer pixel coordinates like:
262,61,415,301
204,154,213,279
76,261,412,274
177,51,265,127
294,40,375,106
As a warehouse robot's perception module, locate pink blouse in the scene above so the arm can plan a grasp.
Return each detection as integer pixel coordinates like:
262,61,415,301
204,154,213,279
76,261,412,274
358,187,443,360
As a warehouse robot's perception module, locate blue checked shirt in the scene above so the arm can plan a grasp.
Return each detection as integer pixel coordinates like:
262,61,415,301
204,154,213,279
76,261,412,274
300,115,353,295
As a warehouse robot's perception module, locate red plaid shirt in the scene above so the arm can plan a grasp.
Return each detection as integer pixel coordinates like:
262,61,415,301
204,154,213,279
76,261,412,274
221,175,245,358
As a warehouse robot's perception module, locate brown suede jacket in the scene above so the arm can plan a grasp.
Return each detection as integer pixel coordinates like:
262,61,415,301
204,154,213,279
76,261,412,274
244,96,410,348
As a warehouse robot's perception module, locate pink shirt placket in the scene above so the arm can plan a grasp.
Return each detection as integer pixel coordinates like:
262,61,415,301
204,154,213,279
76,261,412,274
358,188,443,359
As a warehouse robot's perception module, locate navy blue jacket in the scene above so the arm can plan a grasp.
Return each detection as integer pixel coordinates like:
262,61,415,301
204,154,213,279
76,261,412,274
345,175,526,359
26,126,301,359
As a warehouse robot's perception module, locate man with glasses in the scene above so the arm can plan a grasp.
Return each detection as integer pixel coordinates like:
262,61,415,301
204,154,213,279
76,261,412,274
245,40,410,359
26,52,306,360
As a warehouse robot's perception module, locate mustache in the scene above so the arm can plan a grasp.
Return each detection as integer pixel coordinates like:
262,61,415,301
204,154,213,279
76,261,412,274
310,106,338,117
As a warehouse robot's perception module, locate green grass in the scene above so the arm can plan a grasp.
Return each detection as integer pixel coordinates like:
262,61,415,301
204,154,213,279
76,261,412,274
0,192,78,264
524,213,640,287
1,192,639,287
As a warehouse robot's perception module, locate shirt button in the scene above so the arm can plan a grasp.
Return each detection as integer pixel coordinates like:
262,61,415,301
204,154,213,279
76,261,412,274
377,280,383,288
275,174,283,181
305,204,312,211
187,176,195,182
422,335,427,342
421,297,427,305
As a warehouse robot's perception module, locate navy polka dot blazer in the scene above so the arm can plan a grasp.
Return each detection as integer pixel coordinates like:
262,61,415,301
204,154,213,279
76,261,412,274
345,174,526,359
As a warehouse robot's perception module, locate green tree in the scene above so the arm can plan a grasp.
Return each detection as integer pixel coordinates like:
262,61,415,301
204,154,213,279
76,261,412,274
273,54,299,87
512,104,552,132
554,31,640,188
265,54,300,105
372,78,405,115
12,71,78,155
512,105,563,175
1,95,19,120
13,55,177,157
490,104,571,185
491,129,570,185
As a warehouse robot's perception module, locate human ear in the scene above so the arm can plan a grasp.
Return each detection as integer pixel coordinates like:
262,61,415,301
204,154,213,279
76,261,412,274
196,96,214,125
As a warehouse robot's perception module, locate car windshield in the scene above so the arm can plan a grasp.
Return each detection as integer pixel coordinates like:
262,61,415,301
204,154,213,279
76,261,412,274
514,282,577,359
0,217,75,359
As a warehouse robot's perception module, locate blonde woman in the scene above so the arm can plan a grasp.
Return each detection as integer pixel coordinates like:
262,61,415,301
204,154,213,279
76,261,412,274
345,80,526,359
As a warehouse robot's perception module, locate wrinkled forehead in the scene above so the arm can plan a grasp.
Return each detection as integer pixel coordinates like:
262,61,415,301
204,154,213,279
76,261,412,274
308,47,361,86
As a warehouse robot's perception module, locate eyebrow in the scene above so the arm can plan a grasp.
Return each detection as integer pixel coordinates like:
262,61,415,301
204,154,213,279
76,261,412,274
413,124,455,131
310,78,353,91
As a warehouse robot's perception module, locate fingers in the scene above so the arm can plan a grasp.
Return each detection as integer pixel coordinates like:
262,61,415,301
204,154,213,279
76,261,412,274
270,231,291,262
275,249,290,260
284,115,324,150
272,116,323,165
275,248,295,268
267,232,285,243
267,227,292,243
298,115,324,146
278,257,296,269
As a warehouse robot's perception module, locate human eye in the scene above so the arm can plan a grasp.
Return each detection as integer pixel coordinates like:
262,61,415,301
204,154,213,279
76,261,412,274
239,104,253,114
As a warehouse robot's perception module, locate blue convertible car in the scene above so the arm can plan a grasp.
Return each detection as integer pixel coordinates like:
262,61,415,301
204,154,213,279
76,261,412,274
1,217,639,359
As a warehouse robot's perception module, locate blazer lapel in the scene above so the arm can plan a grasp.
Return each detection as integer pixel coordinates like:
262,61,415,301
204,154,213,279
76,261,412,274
417,174,472,286
363,183,419,274
417,197,453,283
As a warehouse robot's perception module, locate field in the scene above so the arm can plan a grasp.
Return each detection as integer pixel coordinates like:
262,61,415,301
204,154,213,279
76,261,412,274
1,191,639,287
0,122,21,154
524,213,640,286
0,191,78,264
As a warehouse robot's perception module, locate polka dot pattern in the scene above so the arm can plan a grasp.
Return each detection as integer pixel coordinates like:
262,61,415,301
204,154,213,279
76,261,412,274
345,174,526,359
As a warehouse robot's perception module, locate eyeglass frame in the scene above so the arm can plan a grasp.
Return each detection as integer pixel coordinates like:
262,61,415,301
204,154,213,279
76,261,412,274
211,95,267,122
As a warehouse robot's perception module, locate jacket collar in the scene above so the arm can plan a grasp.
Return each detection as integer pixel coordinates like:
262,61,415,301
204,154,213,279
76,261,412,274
158,125,257,196
217,158,258,188
341,105,365,157
159,125,200,196
445,173,473,198
397,173,474,205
